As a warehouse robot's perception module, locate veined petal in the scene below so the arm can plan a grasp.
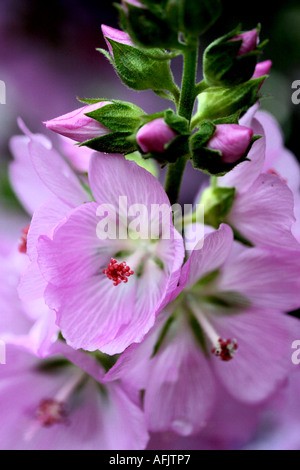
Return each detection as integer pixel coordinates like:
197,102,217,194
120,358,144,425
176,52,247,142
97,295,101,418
227,173,300,251
29,139,90,208
211,309,299,403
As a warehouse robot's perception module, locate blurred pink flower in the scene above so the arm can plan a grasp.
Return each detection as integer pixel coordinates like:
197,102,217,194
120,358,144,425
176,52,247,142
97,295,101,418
0,343,149,450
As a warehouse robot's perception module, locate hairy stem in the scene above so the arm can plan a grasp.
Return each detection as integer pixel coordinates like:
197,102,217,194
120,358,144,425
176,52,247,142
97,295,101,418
165,43,199,204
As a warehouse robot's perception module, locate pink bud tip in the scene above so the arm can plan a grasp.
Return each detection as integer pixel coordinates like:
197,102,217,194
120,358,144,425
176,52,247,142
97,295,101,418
207,124,254,164
101,25,134,57
252,60,272,80
232,29,259,57
43,102,112,143
136,118,177,154
122,0,145,8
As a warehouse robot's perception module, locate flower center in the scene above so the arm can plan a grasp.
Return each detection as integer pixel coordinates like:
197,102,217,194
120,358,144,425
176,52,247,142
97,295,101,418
212,338,238,362
36,399,67,427
18,225,30,254
188,298,239,362
103,258,134,286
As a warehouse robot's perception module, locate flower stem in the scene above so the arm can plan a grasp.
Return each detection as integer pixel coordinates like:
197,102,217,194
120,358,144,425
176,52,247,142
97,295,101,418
165,42,199,204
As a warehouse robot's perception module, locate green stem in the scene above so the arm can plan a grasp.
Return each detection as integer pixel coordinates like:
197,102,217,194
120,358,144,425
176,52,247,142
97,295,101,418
178,45,199,121
165,43,199,204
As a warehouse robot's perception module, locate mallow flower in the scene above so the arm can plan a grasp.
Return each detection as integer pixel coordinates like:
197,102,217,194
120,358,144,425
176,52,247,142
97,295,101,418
106,224,300,436
0,342,149,450
37,153,185,354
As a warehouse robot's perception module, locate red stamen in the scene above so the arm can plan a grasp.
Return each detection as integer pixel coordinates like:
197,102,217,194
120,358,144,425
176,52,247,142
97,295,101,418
103,259,134,286
36,399,67,427
18,225,30,254
212,338,238,362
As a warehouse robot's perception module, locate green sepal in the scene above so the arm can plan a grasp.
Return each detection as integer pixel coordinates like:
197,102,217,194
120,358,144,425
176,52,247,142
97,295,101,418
97,47,115,66
106,39,177,93
164,109,189,134
123,2,179,49
85,100,145,132
193,77,266,125
125,151,158,177
144,134,190,166
79,132,138,155
139,111,165,124
213,112,241,125
201,291,251,313
200,186,236,228
139,0,169,15
203,25,262,87
77,98,106,105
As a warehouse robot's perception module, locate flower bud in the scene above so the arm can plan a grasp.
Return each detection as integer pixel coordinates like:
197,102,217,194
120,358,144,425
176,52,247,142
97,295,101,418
137,118,177,154
206,124,253,164
122,0,145,10
231,29,259,57
252,60,272,79
101,25,134,58
203,26,263,88
44,102,112,143
100,25,177,93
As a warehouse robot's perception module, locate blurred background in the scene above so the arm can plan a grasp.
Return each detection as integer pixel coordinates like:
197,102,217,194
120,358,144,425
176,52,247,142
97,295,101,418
0,0,300,204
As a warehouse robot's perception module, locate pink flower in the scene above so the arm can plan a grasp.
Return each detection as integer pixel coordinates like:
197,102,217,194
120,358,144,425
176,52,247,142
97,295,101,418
101,25,135,58
0,342,149,450
106,225,300,436
137,118,177,153
8,121,93,352
231,29,259,57
206,124,253,164
37,154,184,354
43,102,112,143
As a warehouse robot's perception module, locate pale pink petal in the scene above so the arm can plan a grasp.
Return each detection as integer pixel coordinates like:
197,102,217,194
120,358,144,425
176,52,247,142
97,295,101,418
211,309,299,403
175,224,233,297
29,140,90,207
227,173,300,251
9,135,53,214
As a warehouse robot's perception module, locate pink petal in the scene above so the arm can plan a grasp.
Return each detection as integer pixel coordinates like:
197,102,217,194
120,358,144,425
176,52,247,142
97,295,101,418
211,309,299,403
